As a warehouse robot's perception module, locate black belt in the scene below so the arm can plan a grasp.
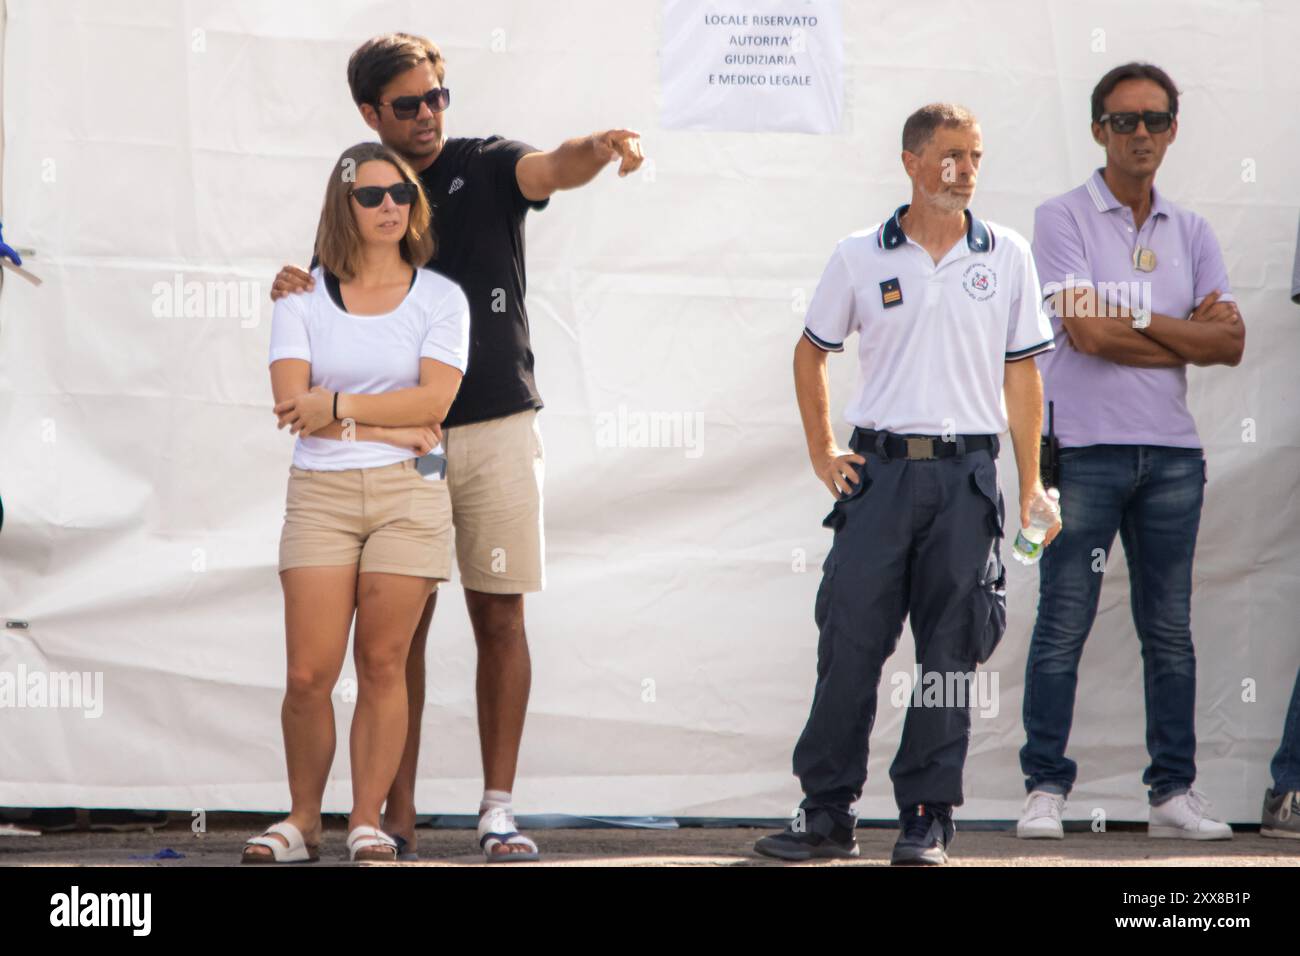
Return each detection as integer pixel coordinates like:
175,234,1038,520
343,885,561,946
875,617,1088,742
850,428,999,461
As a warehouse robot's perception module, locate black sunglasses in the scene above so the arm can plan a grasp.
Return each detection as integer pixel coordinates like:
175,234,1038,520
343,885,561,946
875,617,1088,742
1098,110,1174,134
349,183,420,208
379,87,451,120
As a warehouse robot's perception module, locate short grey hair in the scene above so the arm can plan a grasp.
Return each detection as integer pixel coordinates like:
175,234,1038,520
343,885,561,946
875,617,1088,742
902,103,978,154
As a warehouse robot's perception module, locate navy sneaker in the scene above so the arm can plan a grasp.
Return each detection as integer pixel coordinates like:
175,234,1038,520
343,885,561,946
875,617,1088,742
890,803,955,866
754,810,859,861
1261,789,1300,839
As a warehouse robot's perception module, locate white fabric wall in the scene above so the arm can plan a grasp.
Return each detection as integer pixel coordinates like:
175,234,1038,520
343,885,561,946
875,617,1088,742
1,0,1297,823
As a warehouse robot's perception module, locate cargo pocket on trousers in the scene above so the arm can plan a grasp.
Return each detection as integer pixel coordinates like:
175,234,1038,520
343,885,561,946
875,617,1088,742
814,551,836,631
969,544,1007,665
969,460,1004,539
821,460,871,533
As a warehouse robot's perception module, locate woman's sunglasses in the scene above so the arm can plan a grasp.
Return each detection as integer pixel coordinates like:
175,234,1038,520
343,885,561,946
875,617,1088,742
350,183,420,208
379,87,451,121
1098,111,1174,134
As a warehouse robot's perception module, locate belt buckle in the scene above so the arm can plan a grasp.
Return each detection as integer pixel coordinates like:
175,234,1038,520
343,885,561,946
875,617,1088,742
906,437,935,460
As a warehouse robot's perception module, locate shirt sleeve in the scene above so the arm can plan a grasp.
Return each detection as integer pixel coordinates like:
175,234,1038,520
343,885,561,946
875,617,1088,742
802,245,857,353
1031,199,1094,300
481,136,550,218
268,291,312,364
1006,238,1055,361
1190,214,1234,307
422,281,472,374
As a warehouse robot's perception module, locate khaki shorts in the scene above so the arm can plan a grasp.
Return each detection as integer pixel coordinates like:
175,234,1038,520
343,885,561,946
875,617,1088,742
444,408,545,593
278,458,452,580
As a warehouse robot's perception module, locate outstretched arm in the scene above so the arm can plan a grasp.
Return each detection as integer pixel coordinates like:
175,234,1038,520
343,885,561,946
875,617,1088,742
514,129,645,201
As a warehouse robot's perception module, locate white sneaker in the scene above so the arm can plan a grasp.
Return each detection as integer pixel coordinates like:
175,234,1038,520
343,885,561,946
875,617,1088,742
1016,790,1065,839
1148,789,1233,840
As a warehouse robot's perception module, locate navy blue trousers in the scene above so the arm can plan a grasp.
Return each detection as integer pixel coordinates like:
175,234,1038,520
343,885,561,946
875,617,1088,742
793,433,1006,821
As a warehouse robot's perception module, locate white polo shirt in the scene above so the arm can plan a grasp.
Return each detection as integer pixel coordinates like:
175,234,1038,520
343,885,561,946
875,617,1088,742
803,205,1054,435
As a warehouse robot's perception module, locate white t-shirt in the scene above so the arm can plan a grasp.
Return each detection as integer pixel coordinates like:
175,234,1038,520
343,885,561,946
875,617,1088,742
802,207,1054,435
268,265,470,470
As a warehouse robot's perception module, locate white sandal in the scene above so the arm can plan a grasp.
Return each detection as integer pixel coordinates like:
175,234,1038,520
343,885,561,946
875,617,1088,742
478,806,539,863
241,821,319,864
346,825,398,862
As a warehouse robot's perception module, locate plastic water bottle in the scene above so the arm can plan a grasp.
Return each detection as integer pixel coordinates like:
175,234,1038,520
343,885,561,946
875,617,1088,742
1011,488,1061,565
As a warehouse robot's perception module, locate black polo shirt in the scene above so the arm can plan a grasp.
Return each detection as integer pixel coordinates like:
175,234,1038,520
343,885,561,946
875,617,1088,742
419,136,549,427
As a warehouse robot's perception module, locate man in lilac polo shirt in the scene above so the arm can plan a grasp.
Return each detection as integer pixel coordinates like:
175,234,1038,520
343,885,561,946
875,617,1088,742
1016,62,1246,841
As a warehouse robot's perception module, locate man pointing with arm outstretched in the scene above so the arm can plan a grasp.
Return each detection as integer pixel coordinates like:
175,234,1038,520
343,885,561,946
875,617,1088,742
271,33,643,862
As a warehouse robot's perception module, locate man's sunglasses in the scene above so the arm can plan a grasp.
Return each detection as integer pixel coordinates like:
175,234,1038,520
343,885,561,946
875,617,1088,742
1098,111,1174,134
350,183,420,208
379,87,451,120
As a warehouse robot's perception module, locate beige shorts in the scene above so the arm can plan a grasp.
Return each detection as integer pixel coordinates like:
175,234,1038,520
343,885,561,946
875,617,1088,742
278,458,452,580
444,408,545,593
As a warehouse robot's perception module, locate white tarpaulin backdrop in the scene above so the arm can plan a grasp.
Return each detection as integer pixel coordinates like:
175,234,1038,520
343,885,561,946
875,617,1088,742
1,0,1298,823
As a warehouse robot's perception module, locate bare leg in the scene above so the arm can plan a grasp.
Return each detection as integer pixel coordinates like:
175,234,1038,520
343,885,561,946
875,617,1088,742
465,589,532,857
243,565,356,860
349,572,433,842
381,588,437,849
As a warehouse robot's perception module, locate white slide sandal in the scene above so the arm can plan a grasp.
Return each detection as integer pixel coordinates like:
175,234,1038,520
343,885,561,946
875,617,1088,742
346,825,398,862
478,806,540,863
241,821,319,864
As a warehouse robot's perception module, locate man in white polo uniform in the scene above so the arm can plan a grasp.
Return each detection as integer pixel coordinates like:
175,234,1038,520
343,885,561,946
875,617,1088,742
755,103,1059,865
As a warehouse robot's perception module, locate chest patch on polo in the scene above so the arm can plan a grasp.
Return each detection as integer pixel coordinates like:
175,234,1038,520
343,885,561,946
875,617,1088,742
880,278,903,308
962,263,997,301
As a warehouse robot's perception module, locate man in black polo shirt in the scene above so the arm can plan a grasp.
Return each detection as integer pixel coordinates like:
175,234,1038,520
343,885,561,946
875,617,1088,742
271,32,643,861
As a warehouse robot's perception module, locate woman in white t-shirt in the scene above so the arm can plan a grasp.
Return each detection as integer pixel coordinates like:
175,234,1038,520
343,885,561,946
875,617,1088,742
243,142,469,863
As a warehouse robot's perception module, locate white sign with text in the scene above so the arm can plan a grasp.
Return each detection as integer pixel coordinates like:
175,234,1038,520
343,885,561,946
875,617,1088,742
660,0,843,134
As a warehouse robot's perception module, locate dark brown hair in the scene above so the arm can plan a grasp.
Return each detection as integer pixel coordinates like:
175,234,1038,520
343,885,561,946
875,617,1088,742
902,103,978,154
1091,62,1179,122
313,142,434,281
347,33,445,108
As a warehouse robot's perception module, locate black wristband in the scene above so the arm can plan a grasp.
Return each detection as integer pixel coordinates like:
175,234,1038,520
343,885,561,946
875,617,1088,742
332,391,340,422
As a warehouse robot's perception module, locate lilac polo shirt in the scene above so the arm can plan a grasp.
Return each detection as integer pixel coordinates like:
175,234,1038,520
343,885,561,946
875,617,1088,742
1031,168,1233,448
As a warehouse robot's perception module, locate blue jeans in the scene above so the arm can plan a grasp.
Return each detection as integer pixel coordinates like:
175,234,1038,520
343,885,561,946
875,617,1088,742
1271,669,1300,793
1020,444,1205,804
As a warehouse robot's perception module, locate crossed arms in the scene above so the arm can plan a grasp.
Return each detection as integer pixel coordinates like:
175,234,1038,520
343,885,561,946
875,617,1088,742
270,358,463,454
1049,287,1245,369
